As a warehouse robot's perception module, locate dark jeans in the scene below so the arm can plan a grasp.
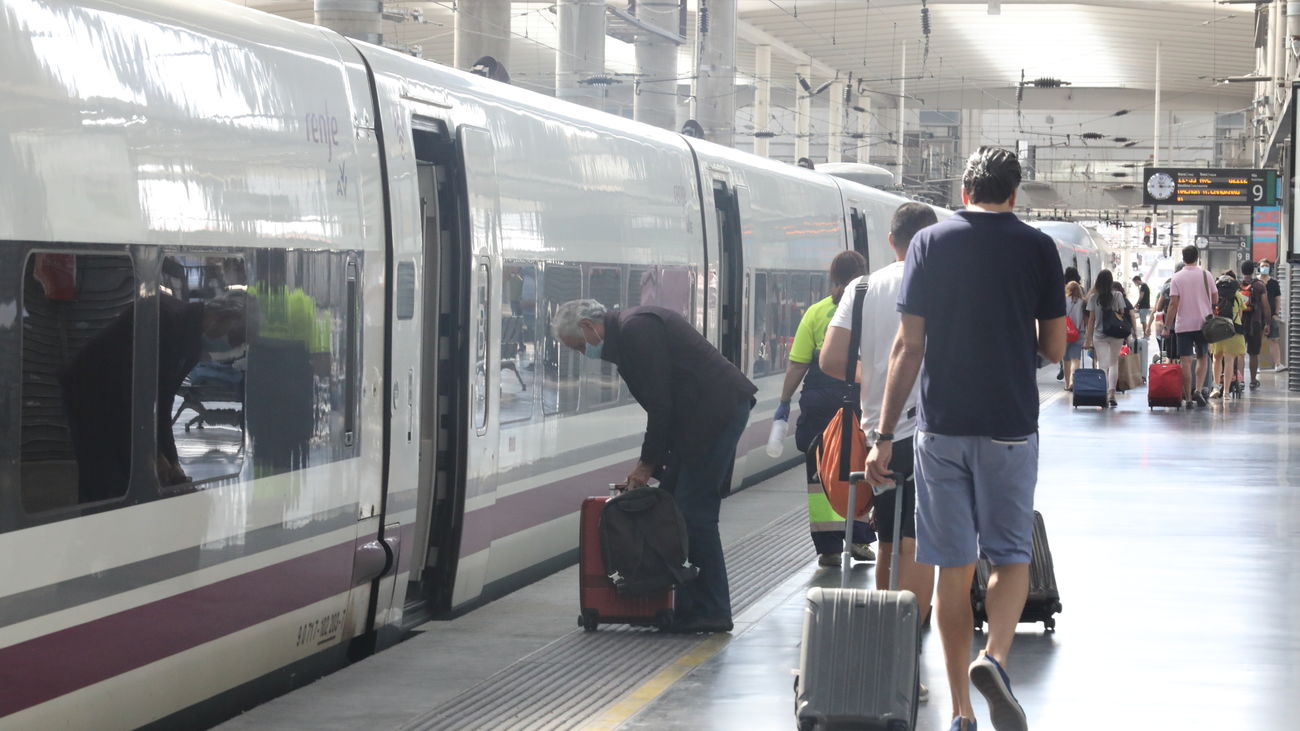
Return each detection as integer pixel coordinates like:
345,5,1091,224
672,399,750,622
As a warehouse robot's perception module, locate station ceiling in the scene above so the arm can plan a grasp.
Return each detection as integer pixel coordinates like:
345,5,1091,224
236,1,1257,102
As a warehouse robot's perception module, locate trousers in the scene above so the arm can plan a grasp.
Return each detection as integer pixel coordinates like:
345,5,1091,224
670,399,751,621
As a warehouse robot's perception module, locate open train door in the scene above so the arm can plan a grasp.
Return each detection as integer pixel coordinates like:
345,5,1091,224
712,177,745,369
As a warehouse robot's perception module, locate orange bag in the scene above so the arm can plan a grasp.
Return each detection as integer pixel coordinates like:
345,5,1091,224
815,406,871,519
812,280,872,519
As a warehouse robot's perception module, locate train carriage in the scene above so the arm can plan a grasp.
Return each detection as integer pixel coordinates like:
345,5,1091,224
0,1,948,727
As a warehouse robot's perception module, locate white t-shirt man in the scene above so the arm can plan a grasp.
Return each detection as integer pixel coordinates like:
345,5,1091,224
828,261,919,439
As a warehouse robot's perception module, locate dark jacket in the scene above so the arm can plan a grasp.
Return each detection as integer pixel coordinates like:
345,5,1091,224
601,307,756,466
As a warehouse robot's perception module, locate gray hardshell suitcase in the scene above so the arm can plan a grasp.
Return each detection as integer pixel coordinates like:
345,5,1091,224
794,471,920,731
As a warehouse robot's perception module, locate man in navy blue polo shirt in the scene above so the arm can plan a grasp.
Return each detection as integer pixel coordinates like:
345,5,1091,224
864,147,1066,731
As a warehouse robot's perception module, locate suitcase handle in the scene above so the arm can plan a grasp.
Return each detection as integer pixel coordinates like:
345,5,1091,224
845,472,906,592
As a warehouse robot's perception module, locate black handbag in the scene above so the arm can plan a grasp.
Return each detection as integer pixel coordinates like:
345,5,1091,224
1100,304,1132,339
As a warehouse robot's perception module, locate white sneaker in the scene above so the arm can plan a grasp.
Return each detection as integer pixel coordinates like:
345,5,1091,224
918,682,929,703
849,543,876,562
1275,364,1289,372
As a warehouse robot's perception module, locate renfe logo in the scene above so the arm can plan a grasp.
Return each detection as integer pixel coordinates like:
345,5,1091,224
306,109,341,161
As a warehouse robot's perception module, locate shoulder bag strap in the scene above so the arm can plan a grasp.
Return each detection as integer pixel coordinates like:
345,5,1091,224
844,280,869,384
838,281,869,482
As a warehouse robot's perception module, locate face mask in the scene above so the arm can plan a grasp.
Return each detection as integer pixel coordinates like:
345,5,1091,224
1260,266,1271,276
203,334,232,354
583,338,604,361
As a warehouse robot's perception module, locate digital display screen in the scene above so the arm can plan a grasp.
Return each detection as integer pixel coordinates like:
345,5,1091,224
1142,168,1276,206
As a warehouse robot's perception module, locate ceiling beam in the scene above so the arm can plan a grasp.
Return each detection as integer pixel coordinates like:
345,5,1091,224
736,19,838,80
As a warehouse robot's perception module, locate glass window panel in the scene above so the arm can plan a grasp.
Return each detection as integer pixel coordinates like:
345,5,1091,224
500,262,535,423
21,252,136,511
584,267,622,406
162,254,248,488
752,272,769,376
541,265,582,415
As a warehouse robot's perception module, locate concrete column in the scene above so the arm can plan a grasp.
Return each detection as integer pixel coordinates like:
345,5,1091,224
897,42,907,179
454,0,511,72
634,0,679,130
694,0,737,147
827,80,845,163
795,63,812,162
1153,41,1161,166
857,93,871,163
1276,1,1289,112
556,0,607,110
315,0,382,45
753,45,772,158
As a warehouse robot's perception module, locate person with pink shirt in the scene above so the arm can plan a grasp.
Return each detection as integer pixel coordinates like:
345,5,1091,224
1165,245,1219,408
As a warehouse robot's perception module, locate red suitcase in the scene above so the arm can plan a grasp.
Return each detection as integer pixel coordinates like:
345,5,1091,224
1148,361,1183,409
578,495,675,631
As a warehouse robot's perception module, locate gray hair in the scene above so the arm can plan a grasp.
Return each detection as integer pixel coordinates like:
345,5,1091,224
551,299,607,339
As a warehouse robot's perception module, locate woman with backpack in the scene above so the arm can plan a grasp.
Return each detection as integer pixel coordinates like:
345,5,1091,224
1063,280,1086,391
1209,271,1248,399
1083,269,1139,407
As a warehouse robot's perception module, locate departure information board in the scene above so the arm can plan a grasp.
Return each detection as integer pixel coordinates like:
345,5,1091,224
1142,168,1276,206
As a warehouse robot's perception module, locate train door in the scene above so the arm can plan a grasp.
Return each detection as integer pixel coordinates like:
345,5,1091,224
398,120,469,624
849,206,870,270
713,179,745,368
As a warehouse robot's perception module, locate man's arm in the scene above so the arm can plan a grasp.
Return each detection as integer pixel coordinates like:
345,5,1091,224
1166,294,1180,333
615,317,672,485
864,314,925,485
819,325,851,382
1038,317,1067,363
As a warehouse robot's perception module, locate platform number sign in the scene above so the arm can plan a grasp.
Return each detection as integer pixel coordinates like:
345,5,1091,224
1142,168,1277,207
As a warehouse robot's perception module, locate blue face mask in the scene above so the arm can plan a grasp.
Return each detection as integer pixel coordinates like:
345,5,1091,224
583,338,604,361
1260,266,1271,276
203,334,233,354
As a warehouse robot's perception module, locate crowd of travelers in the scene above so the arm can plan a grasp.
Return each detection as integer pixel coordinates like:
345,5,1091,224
553,143,1288,731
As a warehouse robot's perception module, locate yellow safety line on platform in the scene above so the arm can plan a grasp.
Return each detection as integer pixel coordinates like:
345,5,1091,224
583,634,732,730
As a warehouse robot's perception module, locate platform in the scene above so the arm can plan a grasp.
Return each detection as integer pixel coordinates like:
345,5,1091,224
218,368,1300,731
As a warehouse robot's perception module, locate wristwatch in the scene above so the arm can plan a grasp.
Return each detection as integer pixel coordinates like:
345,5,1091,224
866,429,895,446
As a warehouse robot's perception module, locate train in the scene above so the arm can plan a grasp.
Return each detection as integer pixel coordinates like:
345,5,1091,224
0,1,1096,727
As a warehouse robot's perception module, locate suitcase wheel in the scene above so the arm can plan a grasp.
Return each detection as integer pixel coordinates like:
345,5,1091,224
1043,617,1056,632
579,609,598,632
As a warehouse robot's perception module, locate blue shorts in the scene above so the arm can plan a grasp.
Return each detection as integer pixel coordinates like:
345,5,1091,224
913,431,1038,567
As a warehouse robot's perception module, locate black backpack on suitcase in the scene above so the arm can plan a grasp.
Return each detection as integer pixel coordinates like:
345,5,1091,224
599,487,698,596
971,510,1062,631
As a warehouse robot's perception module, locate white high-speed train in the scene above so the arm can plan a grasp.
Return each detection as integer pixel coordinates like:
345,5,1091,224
0,2,1082,727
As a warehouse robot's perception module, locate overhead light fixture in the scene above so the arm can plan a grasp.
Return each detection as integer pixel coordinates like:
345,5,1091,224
1216,75,1270,83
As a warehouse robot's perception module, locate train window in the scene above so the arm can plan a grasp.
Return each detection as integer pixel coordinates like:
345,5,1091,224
628,267,647,307
500,262,535,423
396,261,416,320
159,254,248,489
542,264,581,416
752,272,770,376
585,267,622,406
20,252,137,512
473,262,490,433
244,250,337,476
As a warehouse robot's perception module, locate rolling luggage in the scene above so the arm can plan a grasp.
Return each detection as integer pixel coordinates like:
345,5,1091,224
577,489,675,632
795,471,919,731
971,510,1062,632
1148,343,1183,409
1071,368,1107,408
